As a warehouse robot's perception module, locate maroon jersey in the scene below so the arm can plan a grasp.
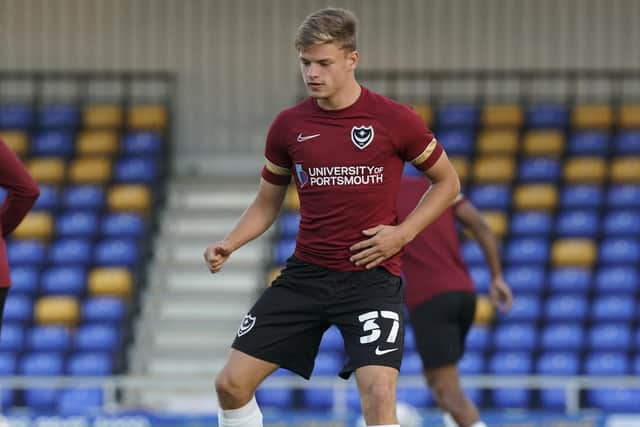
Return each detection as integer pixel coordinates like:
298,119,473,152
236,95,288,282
397,176,474,310
262,86,443,275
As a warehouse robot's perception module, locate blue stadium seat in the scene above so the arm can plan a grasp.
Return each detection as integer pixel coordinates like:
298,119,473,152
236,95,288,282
591,296,635,322
545,295,587,322
548,268,591,292
0,324,24,353
465,327,490,351
75,324,120,352
397,387,432,407
588,324,631,350
7,240,47,267
493,324,537,350
555,210,599,237
114,157,159,183
461,240,485,265
518,158,561,182
58,388,104,415
436,129,475,155
404,325,416,352
603,211,640,236
40,266,86,295
32,130,74,157
526,104,568,128
67,352,112,376
504,265,545,293
49,238,93,266
503,295,540,322
599,238,640,265
561,185,603,209
0,105,34,128
634,354,640,375
94,238,139,267
458,352,484,375
607,185,640,209
20,352,64,410
0,353,17,406
278,212,300,239
302,386,334,409
584,352,628,375
122,131,163,156
402,162,423,177
510,212,553,236
468,266,490,293
505,238,549,264
274,239,296,265
10,266,39,295
588,388,640,412
469,185,510,210
614,131,640,155
595,266,637,293
34,185,59,211
540,324,584,351
82,297,125,324
39,105,80,128
318,326,343,353
492,388,531,408
101,213,146,238
56,212,100,238
62,185,106,211
489,352,532,374
27,325,71,352
2,294,33,324
437,104,479,128
313,353,342,376
537,352,580,408
400,351,423,375
568,131,609,155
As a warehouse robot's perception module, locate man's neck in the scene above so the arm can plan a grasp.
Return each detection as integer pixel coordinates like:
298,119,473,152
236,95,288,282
316,81,362,111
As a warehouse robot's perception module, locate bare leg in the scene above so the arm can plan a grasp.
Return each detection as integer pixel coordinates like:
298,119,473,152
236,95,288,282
425,364,480,427
355,365,399,425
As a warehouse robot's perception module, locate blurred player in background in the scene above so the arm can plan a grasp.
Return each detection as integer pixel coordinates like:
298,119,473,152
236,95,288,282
204,7,460,427
397,173,513,427
0,139,40,335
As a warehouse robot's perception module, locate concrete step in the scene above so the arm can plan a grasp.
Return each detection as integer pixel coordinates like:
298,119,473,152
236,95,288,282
146,356,229,376
153,301,253,322
150,265,264,295
167,190,256,211
155,238,267,266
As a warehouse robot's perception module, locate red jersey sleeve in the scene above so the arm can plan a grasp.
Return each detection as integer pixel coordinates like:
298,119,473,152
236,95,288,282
394,106,443,172
261,112,292,186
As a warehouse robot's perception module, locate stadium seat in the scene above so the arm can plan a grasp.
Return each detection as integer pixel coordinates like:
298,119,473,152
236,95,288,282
283,184,299,211
572,105,613,129
404,325,416,352
83,104,123,129
55,211,100,238
302,386,334,409
278,212,300,238
0,130,28,155
266,266,282,286
610,157,640,183
591,297,634,322
537,352,580,408
518,158,561,182
34,185,60,211
58,388,104,415
505,238,549,264
503,266,545,293
35,296,80,326
474,296,494,324
599,238,640,264
400,351,423,375
472,157,515,183
40,266,86,295
503,295,540,322
0,353,18,375
489,352,532,374
480,211,507,237
469,184,510,210
510,212,553,236
584,352,628,375
0,104,34,128
101,213,145,238
2,294,33,324
437,104,478,128
449,157,469,183
603,211,640,236
20,352,64,410
564,157,607,184
114,157,159,183
492,388,531,408
567,131,609,155
49,238,93,266
476,129,519,155
461,240,485,265
551,239,597,268
545,295,587,322
12,211,53,240
458,352,484,375
68,157,112,184
607,185,640,208
595,266,637,293
62,185,106,211
618,105,640,128
27,157,66,185
82,297,126,324
128,105,168,130
588,324,631,350
76,130,119,156
74,324,120,352
522,130,564,156
541,324,584,351
108,184,152,212
588,388,640,412
561,185,603,209
88,267,133,298
437,129,475,155
32,130,74,157
39,105,79,128
409,103,432,125
513,184,556,211
274,239,296,265
7,240,47,267
314,352,343,376
94,238,140,267
27,325,71,352
555,211,599,237
614,131,640,154
122,131,163,156
548,267,591,292
0,324,24,352
482,104,523,128
466,326,490,350
526,104,568,128
493,324,537,350
319,326,343,353
9,266,39,295
67,352,113,376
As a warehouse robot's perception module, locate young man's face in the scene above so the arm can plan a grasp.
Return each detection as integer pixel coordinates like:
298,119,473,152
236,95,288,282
299,42,358,100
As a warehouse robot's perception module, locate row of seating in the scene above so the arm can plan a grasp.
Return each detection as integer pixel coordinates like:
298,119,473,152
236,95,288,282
1,323,120,354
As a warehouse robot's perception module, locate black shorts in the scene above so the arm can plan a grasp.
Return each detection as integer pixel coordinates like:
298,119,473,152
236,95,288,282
409,291,476,370
232,256,404,380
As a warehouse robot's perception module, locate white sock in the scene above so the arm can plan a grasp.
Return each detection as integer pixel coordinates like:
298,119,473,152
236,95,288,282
470,422,487,427
443,413,459,427
217,396,263,427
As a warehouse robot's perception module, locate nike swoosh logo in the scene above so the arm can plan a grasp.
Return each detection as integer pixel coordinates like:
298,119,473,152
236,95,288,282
375,346,399,356
297,133,321,142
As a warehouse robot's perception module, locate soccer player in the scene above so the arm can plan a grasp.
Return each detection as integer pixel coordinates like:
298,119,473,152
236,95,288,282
396,174,513,427
0,139,40,334
204,8,460,427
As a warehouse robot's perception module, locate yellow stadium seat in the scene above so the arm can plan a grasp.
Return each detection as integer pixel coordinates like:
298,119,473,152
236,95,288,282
514,184,557,211
77,131,119,156
266,266,283,286
410,104,432,126
619,105,640,128
476,129,519,155
572,104,613,129
564,157,607,184
472,157,515,183
552,239,597,267
12,212,53,240
522,130,565,157
69,157,112,184
482,211,508,238
27,157,65,185
88,268,133,298
283,184,300,211
474,296,494,325
449,157,469,184
83,104,124,129
128,105,168,130
108,184,151,212
482,104,523,128
610,157,640,183
0,130,29,156
35,296,80,326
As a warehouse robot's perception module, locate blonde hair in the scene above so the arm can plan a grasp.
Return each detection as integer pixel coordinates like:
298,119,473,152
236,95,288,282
295,8,358,52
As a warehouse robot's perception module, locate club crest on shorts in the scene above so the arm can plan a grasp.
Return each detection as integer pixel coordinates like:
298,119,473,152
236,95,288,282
351,125,375,150
237,313,256,337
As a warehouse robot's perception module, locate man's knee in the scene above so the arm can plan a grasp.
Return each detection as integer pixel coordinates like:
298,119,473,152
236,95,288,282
362,381,396,407
215,370,251,405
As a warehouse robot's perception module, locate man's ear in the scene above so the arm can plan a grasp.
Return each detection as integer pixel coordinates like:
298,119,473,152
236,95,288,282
348,50,359,70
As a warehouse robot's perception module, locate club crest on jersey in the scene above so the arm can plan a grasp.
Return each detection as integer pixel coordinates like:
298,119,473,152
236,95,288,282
237,314,256,337
351,125,375,150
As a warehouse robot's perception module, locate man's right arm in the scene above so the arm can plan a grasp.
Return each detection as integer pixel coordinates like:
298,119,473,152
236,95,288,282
204,178,288,273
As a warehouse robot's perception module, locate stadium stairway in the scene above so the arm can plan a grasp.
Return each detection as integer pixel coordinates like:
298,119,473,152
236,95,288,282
127,177,269,411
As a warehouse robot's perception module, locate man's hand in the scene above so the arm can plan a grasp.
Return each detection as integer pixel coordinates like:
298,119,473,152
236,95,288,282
349,225,407,269
489,277,513,313
203,240,234,273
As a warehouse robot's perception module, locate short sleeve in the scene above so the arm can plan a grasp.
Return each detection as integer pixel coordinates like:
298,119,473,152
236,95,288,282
261,113,292,186
395,106,443,172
